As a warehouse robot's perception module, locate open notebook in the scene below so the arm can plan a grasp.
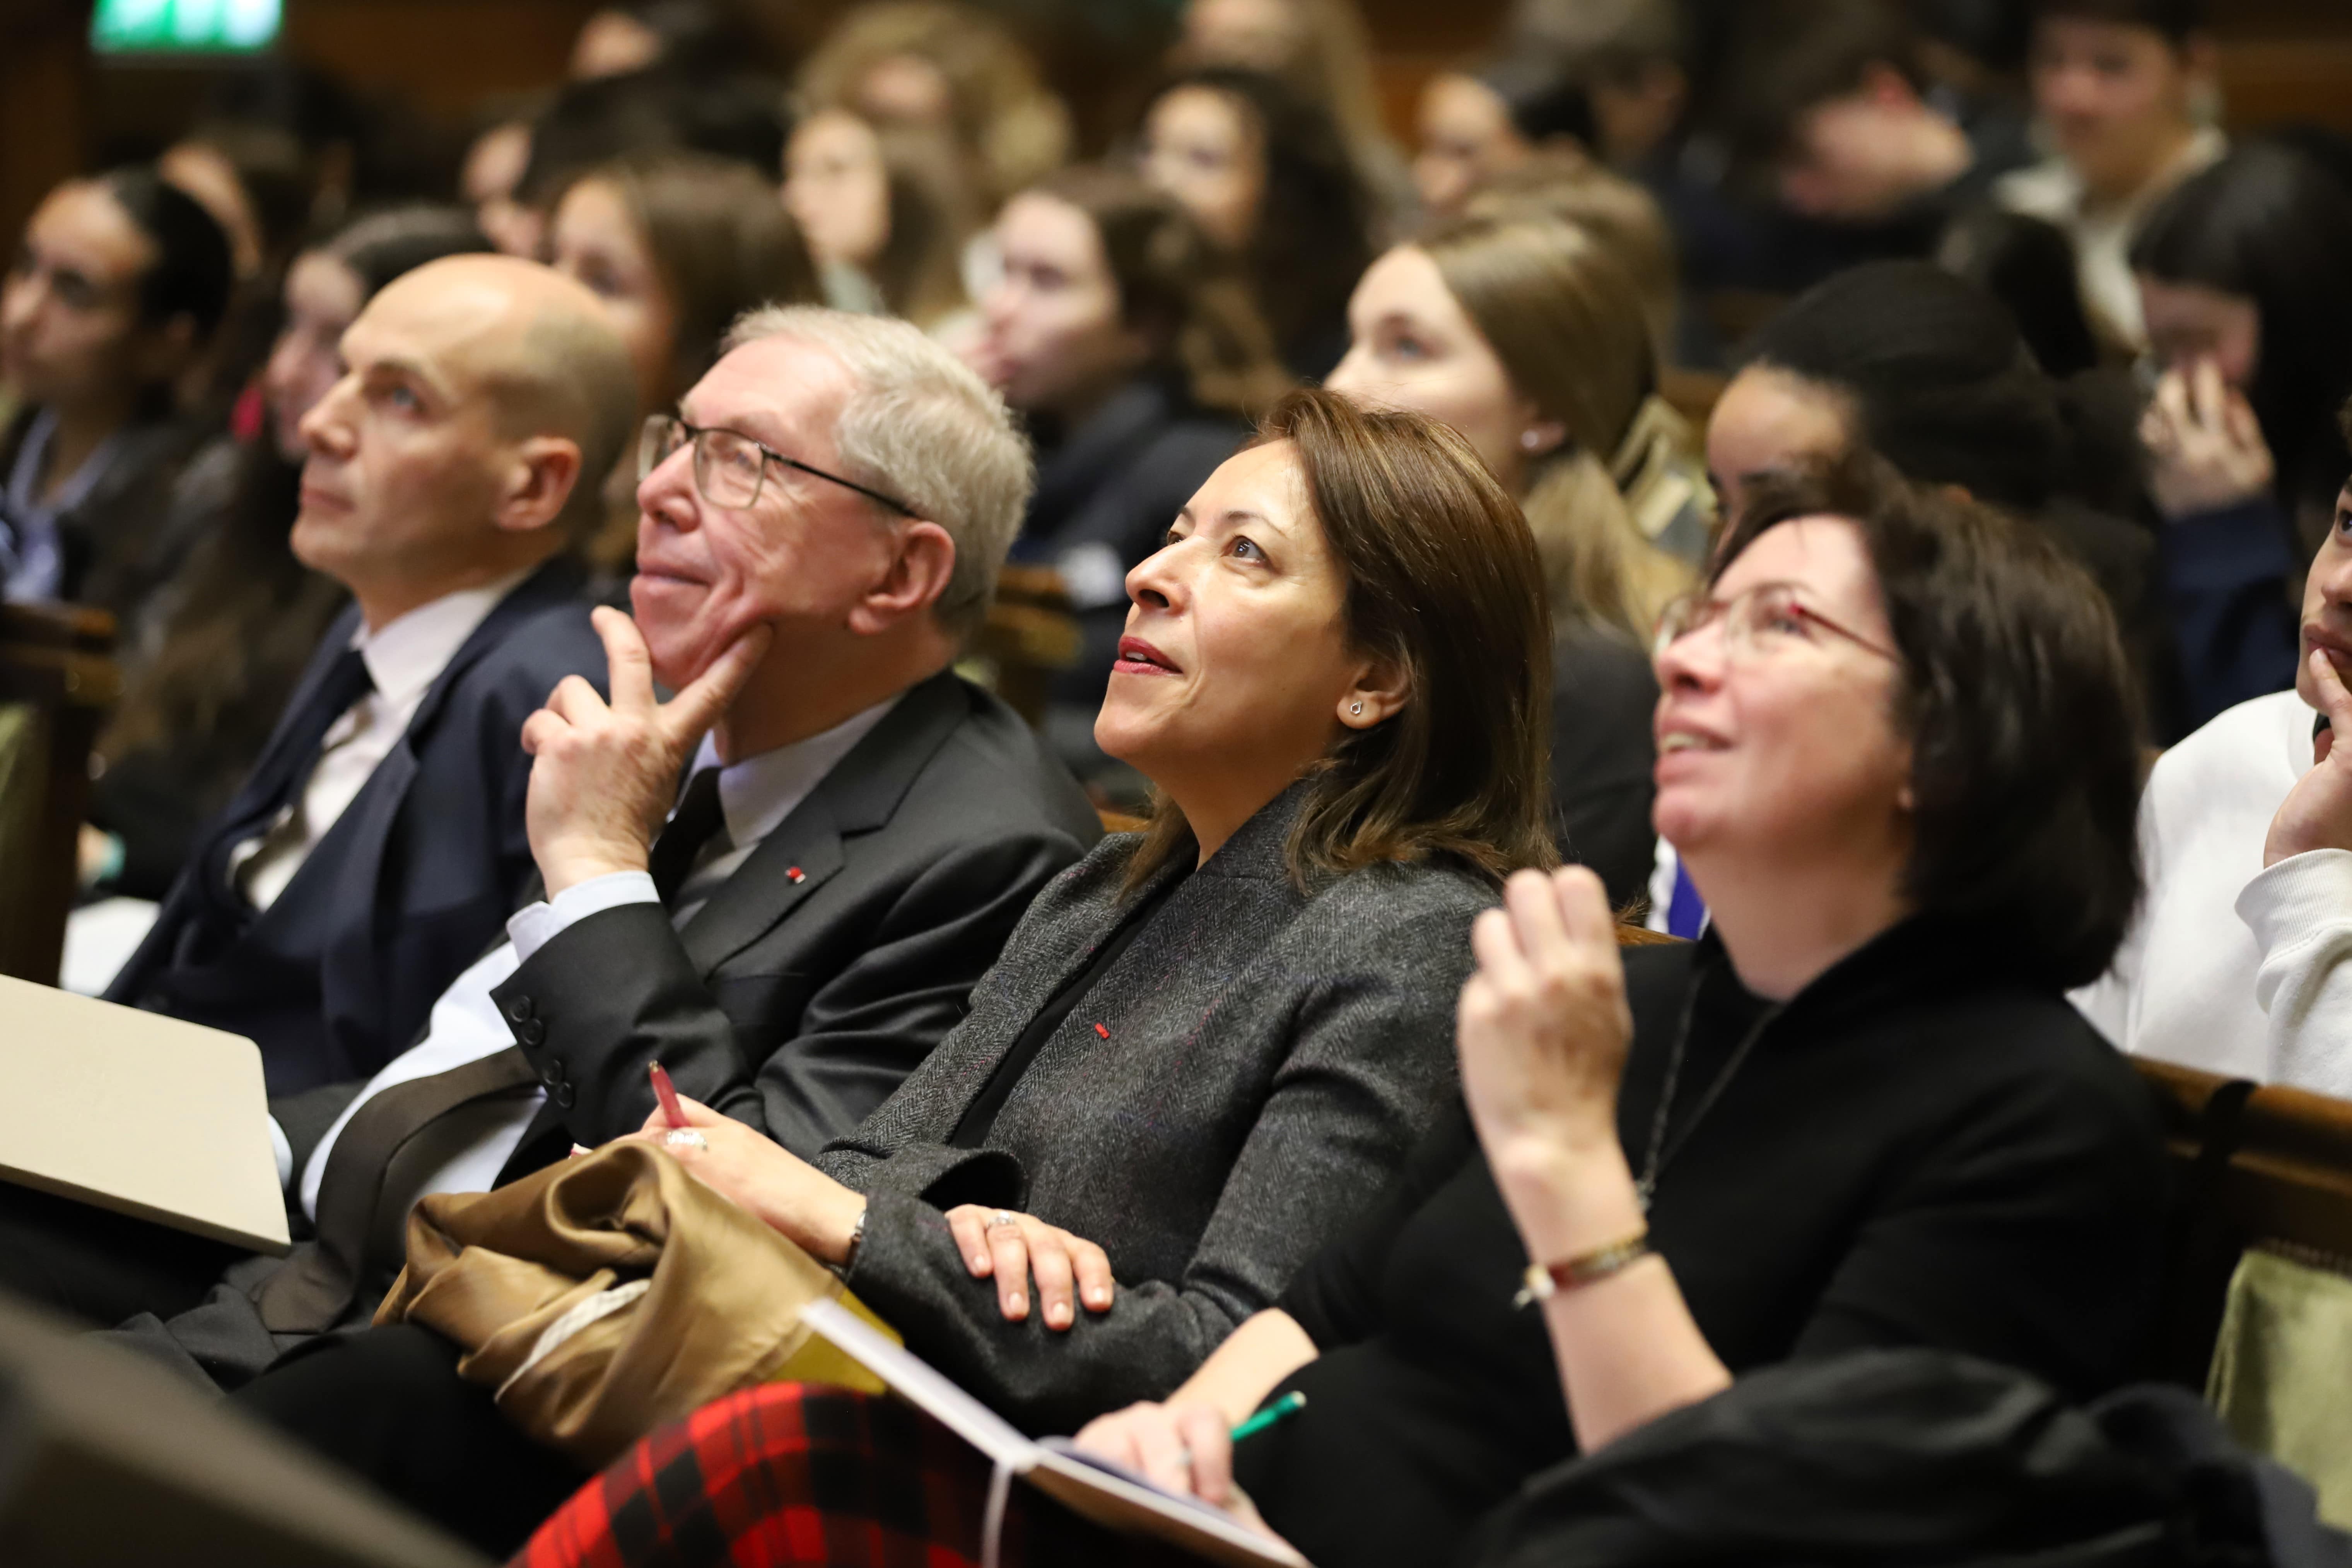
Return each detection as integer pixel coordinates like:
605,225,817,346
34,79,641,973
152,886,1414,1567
800,1299,1310,1568
0,976,289,1255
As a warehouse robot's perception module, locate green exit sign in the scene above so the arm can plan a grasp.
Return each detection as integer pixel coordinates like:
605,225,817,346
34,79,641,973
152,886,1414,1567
92,0,284,54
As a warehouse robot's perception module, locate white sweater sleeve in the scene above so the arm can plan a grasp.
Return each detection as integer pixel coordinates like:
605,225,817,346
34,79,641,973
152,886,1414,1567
2236,848,2352,1099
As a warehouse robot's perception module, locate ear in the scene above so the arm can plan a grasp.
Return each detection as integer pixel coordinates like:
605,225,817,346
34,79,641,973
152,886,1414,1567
846,518,958,635
1336,649,1412,732
493,435,584,535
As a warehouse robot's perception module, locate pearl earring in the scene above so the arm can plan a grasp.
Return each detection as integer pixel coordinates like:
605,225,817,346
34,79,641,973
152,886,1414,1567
1520,430,1543,452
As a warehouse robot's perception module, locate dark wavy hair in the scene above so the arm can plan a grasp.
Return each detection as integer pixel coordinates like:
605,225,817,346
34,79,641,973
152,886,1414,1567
1714,454,2142,989
1125,388,1558,892
1140,67,1375,380
92,166,235,341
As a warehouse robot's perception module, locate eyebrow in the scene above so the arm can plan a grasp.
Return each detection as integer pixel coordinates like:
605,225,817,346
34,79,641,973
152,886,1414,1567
353,351,453,402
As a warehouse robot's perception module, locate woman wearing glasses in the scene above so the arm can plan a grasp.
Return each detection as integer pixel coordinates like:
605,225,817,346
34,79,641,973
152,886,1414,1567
1042,457,2165,1568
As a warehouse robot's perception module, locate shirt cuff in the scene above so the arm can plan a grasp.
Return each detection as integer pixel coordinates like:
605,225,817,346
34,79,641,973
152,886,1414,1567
2236,849,2352,957
507,871,661,963
268,1115,293,1191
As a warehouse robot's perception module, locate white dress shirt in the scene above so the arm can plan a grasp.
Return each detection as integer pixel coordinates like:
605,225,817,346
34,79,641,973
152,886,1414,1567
285,693,901,1220
231,569,533,911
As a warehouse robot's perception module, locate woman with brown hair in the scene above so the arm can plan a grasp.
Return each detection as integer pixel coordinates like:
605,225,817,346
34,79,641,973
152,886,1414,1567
236,389,1558,1561
782,107,975,330
967,162,1290,793
1328,210,1705,907
546,148,822,576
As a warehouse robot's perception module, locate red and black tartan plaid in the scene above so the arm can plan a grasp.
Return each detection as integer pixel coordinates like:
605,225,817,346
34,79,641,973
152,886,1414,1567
515,1384,1201,1568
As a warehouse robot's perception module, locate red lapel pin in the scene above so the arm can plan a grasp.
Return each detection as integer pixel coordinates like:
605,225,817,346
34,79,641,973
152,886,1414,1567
786,867,805,883
1093,1022,1109,1039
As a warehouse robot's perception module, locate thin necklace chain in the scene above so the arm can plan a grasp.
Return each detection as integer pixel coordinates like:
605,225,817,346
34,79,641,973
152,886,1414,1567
1635,983,1782,1212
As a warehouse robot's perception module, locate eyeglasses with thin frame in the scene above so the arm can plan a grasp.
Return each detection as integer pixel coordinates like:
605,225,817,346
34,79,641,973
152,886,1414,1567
1652,582,1901,667
637,413,917,518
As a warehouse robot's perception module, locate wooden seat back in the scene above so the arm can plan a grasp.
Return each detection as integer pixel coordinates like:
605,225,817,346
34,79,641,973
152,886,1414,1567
961,563,1079,729
2135,1058,2352,1386
0,603,120,985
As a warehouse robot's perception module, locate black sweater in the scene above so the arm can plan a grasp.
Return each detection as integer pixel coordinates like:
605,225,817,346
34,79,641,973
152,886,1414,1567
1232,920,2169,1568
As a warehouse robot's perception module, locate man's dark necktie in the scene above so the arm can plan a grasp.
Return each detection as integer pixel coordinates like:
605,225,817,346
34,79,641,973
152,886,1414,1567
647,766,727,905
195,645,376,923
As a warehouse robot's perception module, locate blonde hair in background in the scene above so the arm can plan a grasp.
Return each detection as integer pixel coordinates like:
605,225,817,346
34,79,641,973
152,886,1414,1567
799,2,1073,207
1466,150,1679,360
1418,213,1693,641
723,306,1033,640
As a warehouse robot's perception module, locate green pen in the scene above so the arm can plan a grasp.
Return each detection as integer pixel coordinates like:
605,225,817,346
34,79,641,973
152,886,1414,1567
1229,1391,1307,1443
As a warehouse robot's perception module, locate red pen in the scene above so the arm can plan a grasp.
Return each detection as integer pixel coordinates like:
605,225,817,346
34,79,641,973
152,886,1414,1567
649,1061,687,1129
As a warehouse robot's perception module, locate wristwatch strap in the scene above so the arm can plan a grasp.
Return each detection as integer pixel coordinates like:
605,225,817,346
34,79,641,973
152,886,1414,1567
1513,1231,1653,1308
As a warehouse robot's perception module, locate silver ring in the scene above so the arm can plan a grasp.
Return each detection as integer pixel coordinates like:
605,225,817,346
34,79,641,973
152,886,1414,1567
984,1210,1020,1230
663,1129,708,1152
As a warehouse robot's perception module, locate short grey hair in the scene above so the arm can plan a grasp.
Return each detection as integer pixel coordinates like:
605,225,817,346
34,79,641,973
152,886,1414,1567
723,305,1033,640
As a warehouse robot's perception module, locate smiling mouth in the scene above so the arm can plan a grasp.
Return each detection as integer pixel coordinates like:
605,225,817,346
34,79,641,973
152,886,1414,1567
1115,638,1180,675
1658,731,1725,754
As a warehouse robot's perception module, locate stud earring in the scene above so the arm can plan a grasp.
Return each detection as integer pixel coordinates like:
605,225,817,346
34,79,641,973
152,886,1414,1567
1351,701,1363,716
1520,430,1543,452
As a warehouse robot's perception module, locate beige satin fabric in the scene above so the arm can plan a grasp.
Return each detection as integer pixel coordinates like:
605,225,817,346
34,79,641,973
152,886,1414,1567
376,1141,889,1469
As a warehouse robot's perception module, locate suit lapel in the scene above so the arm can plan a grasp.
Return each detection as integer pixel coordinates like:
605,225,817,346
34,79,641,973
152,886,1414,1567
675,671,975,975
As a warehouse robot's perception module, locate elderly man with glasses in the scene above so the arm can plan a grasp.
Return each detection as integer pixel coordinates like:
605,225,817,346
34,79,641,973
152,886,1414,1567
85,306,1102,1389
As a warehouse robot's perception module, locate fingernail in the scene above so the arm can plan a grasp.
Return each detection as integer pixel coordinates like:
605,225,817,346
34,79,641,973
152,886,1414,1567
1087,1286,1110,1305
1008,1293,1026,1315
971,1255,989,1270
1049,1303,1070,1326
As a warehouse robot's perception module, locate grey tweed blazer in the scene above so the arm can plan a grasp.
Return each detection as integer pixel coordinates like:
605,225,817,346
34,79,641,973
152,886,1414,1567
816,781,1493,1434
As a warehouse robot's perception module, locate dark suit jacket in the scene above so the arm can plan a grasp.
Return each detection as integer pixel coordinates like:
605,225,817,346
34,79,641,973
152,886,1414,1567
814,783,1493,1435
486,670,1104,1177
108,559,604,1091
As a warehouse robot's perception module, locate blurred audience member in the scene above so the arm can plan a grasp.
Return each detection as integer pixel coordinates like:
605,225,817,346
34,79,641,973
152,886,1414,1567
104,257,632,1102
1935,205,2100,379
2077,411,2352,1095
968,165,1286,794
1168,0,1412,229
512,68,790,248
570,0,767,82
1509,0,1690,172
161,121,320,417
1329,214,1702,907
1,169,232,636
1720,0,2021,270
83,207,492,906
548,149,823,576
1413,55,1593,222
462,116,545,259
799,2,1072,210
1140,67,1373,379
2133,143,2352,557
782,109,973,328
1995,0,2220,353
1710,262,2173,733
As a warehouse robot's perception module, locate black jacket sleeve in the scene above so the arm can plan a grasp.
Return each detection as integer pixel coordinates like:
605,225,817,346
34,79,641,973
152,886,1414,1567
489,828,1085,1158
1278,1101,1478,1350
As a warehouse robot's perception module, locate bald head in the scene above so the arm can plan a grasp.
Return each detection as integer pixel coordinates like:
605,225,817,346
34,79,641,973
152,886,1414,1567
366,254,638,538
292,254,639,628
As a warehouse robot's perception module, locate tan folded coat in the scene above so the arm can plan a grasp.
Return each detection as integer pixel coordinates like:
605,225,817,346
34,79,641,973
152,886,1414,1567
375,1141,890,1469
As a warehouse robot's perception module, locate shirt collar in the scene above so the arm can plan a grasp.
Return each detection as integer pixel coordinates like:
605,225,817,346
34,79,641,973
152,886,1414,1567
349,566,536,711
686,692,904,852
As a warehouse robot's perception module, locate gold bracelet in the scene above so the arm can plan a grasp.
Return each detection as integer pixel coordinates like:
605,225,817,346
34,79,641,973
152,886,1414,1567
1513,1231,1652,1308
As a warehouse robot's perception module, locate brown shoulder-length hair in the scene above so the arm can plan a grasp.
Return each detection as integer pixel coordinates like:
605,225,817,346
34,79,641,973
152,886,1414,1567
1126,387,1559,892
1714,455,2142,990
1030,164,1293,420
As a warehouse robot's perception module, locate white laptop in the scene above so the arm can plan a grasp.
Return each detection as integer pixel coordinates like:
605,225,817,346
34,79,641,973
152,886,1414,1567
0,975,289,1255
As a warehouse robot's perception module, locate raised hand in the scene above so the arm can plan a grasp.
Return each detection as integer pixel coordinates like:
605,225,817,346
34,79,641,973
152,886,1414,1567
944,1205,1116,1328
519,605,772,896
2142,358,2276,520
2266,649,2352,866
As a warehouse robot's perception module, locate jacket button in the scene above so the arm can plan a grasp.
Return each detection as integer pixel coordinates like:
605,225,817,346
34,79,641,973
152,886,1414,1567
506,996,534,1024
540,1057,565,1089
517,1019,547,1047
553,1082,576,1110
